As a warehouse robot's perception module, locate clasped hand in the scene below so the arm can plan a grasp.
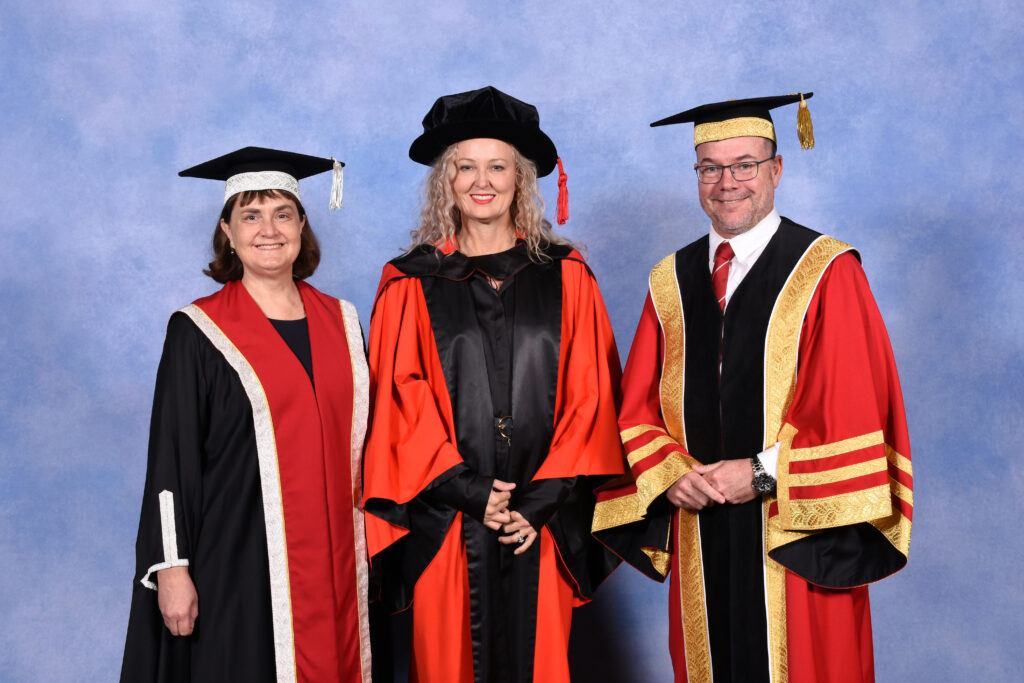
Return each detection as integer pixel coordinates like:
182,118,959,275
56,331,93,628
483,479,538,555
666,460,759,512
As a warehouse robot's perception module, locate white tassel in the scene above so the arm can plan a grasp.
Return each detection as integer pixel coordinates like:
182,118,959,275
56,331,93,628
329,159,344,210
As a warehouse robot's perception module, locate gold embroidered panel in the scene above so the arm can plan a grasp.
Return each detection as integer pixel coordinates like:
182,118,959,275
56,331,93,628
765,551,790,683
634,453,695,518
694,117,776,146
649,254,687,448
762,236,852,449
626,433,683,468
676,511,712,681
641,545,672,578
788,430,884,462
592,491,645,532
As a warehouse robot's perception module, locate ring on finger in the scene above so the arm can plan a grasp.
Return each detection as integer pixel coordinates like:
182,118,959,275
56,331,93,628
517,531,525,544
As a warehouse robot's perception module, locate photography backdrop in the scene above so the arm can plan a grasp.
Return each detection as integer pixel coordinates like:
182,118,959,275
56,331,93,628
2,1,1022,680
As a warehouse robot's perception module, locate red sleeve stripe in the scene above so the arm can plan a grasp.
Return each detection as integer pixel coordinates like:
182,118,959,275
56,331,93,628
623,427,669,453
787,443,884,474
596,483,638,502
893,494,914,520
788,470,890,500
629,442,686,479
888,461,913,488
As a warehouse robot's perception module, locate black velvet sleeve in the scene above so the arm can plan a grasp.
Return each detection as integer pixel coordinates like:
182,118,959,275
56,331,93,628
512,477,576,531
419,463,493,522
768,523,908,588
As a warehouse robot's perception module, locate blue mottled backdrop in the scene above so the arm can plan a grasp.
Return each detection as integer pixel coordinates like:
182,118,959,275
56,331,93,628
2,1,1022,680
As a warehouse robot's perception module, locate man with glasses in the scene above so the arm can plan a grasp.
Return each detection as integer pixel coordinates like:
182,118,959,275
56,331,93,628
594,94,913,682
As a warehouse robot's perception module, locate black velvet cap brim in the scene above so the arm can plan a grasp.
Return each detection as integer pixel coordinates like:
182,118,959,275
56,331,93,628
409,121,558,177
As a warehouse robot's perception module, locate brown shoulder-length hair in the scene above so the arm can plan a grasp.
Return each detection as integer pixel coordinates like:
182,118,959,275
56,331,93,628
204,189,321,283
408,142,571,262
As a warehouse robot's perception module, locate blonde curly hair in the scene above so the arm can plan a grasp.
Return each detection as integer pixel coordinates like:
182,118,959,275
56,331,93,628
409,141,570,261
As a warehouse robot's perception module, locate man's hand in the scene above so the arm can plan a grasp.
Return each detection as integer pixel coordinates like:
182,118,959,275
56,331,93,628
157,566,198,636
483,479,516,530
692,460,758,504
666,471,727,511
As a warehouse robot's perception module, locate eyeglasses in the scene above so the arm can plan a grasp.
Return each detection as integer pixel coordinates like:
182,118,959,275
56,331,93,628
694,157,776,184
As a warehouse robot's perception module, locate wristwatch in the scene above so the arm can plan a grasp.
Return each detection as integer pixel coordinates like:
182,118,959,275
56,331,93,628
750,456,776,494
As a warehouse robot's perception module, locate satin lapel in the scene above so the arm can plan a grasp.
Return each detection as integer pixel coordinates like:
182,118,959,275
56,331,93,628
418,275,497,683
507,258,562,683
419,277,496,474
509,259,561,480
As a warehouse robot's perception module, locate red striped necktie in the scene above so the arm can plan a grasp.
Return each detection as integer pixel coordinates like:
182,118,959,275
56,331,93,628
712,241,734,312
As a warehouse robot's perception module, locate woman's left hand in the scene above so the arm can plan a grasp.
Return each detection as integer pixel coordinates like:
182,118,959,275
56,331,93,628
499,510,538,555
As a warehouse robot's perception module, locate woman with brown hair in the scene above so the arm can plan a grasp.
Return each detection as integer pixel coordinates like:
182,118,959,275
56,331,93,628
121,148,373,682
363,87,624,683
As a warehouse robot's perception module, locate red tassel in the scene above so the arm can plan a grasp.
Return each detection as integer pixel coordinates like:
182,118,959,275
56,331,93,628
556,157,569,225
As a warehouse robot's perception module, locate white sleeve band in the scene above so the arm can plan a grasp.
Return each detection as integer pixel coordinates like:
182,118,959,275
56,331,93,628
141,559,190,590
757,442,780,480
140,490,190,590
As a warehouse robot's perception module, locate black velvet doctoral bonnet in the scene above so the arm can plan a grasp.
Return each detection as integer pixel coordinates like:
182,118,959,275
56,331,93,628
409,86,559,177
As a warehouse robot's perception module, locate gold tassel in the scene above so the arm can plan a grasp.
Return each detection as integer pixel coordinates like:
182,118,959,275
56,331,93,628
797,93,814,150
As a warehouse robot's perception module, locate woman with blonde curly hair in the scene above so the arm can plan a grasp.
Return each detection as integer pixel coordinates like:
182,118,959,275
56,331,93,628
363,86,625,683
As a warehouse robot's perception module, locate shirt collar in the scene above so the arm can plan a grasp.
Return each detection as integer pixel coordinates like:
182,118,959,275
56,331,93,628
708,208,781,266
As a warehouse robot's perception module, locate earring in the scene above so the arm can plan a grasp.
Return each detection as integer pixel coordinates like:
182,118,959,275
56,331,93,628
229,244,236,256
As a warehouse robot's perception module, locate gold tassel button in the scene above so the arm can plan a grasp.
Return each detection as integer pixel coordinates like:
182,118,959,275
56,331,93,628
797,93,815,150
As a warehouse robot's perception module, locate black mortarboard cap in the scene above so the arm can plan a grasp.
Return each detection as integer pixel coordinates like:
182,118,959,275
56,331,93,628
179,146,345,209
651,92,815,149
409,86,559,177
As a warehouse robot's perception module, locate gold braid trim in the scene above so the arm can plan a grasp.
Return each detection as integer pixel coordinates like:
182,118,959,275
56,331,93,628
649,254,687,447
766,517,811,555
891,480,913,507
887,444,913,477
763,236,853,449
676,510,712,680
766,553,790,683
877,444,913,556
785,485,893,530
788,430,884,462
760,236,851,681
694,117,776,146
620,423,662,442
618,424,697,518
642,540,673,578
788,457,887,487
871,507,912,557
626,433,684,468
778,426,904,531
592,491,645,532
634,452,696,517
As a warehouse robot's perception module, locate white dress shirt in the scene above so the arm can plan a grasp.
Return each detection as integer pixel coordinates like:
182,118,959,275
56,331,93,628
707,208,781,478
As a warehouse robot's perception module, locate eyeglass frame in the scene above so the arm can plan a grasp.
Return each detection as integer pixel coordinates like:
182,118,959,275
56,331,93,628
693,156,777,184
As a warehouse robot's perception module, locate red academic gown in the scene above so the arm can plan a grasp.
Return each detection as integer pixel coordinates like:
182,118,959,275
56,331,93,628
594,220,913,683
363,242,623,683
121,280,372,683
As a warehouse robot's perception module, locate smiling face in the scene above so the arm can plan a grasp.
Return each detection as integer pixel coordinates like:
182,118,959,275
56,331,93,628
219,193,305,282
451,138,517,231
696,136,782,238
